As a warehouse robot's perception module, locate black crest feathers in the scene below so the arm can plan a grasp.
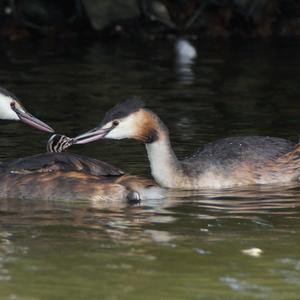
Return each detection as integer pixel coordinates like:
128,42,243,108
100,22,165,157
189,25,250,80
101,97,145,125
0,87,18,100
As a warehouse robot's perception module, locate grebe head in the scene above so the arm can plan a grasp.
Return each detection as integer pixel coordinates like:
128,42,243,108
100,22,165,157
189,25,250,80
47,134,74,152
75,97,159,144
0,87,54,133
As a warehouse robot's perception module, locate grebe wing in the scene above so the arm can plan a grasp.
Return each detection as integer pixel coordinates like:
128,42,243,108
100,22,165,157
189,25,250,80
185,136,296,166
1,152,124,176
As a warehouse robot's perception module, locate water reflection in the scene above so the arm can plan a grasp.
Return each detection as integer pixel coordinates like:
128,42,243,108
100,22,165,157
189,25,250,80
0,183,300,235
0,183,300,299
0,231,14,282
175,38,197,85
167,184,300,216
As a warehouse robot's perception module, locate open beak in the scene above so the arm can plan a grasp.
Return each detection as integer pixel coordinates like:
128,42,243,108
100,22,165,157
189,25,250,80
74,126,110,144
14,107,54,133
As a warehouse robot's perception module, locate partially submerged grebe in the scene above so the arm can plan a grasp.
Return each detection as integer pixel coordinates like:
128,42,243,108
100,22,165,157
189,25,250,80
74,97,300,189
0,134,161,202
0,147,160,202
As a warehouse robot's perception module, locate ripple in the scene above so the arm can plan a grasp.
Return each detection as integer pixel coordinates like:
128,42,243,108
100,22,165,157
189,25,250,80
220,276,271,295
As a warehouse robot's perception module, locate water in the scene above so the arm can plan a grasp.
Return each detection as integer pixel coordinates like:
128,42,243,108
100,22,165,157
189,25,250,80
1,39,300,299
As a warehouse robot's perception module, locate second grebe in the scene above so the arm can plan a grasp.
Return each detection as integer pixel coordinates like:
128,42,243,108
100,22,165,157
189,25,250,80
74,97,300,189
0,133,163,201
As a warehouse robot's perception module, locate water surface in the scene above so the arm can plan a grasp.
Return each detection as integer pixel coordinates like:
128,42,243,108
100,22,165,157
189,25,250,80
1,39,300,299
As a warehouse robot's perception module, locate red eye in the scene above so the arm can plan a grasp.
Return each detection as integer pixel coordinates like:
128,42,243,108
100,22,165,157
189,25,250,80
112,120,119,127
10,101,16,108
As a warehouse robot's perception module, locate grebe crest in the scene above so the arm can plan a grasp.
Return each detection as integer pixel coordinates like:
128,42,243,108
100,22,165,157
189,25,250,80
101,96,145,125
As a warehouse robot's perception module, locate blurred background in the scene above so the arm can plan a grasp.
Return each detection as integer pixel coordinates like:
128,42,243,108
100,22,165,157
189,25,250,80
0,0,300,42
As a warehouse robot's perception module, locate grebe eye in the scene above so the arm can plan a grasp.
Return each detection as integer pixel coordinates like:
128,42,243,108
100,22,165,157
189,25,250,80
10,101,16,108
112,120,119,127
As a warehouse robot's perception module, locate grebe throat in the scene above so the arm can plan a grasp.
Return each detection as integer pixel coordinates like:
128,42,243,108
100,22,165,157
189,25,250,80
145,116,183,188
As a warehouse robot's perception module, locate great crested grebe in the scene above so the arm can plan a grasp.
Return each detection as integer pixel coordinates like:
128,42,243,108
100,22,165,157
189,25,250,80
74,97,300,189
0,148,160,202
0,132,162,201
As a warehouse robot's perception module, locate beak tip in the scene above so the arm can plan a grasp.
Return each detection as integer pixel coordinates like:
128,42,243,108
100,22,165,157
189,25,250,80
17,111,55,134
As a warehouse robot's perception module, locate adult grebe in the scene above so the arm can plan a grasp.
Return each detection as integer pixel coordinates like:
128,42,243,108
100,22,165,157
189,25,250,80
0,87,54,132
74,97,300,189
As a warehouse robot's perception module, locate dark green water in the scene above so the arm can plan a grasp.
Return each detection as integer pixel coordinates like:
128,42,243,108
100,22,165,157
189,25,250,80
1,40,300,299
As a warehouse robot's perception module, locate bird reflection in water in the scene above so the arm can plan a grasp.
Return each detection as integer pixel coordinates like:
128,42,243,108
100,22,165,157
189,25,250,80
167,183,300,217
1,184,300,233
175,38,197,84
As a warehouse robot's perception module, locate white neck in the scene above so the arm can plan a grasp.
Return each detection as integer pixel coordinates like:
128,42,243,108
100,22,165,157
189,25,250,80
145,127,183,188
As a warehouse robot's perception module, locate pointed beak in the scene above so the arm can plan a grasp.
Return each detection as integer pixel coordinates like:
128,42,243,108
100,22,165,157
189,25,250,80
74,126,110,144
14,107,54,133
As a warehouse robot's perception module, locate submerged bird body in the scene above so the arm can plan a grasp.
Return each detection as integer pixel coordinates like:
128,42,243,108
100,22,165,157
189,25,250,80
0,171,152,201
0,152,158,201
0,136,162,201
74,98,300,189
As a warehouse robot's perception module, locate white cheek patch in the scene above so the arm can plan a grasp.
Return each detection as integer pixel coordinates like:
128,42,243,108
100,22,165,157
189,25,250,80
0,95,19,120
105,130,125,140
105,115,136,140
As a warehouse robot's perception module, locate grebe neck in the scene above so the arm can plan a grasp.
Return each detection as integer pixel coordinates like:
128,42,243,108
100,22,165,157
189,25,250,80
145,116,182,188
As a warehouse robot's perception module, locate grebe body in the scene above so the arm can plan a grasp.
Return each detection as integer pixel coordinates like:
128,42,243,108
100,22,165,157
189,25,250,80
0,151,160,201
0,136,163,201
74,98,300,189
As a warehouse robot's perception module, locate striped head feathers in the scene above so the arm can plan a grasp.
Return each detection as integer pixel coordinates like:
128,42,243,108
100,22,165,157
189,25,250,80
47,134,74,153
